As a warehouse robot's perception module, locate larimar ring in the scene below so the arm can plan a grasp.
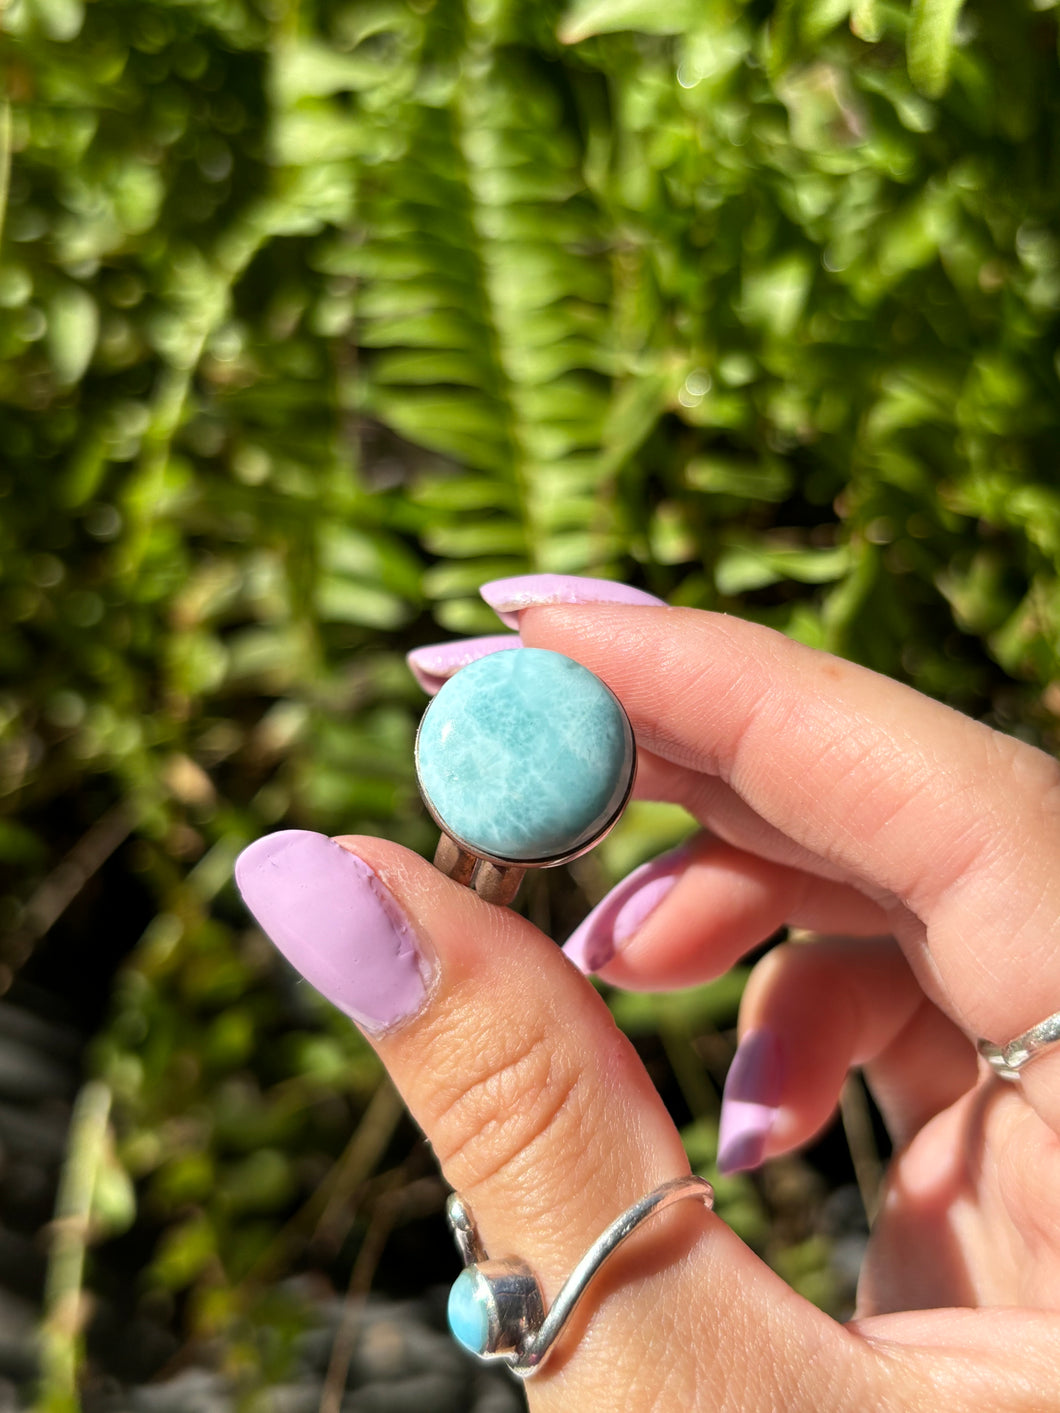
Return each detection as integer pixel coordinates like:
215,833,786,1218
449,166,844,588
445,1175,714,1378
978,1008,1060,1081
414,647,636,906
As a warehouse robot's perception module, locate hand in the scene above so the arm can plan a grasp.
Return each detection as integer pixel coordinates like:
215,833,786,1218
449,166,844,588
236,578,1060,1411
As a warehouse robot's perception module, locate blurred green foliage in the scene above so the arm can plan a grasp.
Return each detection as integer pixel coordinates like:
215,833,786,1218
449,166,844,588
4,0,1060,1400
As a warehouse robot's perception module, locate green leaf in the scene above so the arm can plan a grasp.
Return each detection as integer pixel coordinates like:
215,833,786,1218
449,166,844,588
908,0,965,98
937,551,1018,635
372,349,488,388
559,0,705,42
597,801,698,882
91,1159,137,1238
217,1149,295,1216
608,972,749,1035
151,1214,217,1292
272,112,369,165
598,370,671,476
410,476,518,513
422,560,525,600
715,543,851,596
47,286,98,386
741,254,814,338
686,455,793,502
272,40,381,103
369,392,511,472
315,578,412,629
850,0,882,42
358,310,482,351
435,597,513,635
798,0,852,45
27,0,84,40
422,521,527,558
318,524,423,600
153,1153,216,1207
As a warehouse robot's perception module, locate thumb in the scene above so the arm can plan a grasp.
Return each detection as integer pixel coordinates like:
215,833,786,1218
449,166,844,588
234,829,867,1408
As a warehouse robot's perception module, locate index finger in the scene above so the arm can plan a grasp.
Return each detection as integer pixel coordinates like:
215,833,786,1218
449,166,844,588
518,604,1060,1123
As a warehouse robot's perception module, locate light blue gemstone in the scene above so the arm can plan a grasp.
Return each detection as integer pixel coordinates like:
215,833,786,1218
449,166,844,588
416,648,634,864
447,1268,491,1355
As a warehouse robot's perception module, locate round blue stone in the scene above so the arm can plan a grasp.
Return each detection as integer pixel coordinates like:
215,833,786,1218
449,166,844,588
447,1268,491,1355
416,647,634,864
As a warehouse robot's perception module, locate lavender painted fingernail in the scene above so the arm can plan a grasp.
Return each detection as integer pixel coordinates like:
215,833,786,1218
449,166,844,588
717,1029,783,1175
407,634,521,695
480,574,667,629
234,830,436,1036
563,842,692,973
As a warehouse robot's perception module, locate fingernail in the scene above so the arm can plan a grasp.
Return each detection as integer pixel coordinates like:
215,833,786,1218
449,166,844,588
717,1029,783,1175
407,634,521,695
234,830,436,1036
480,574,667,630
563,843,692,973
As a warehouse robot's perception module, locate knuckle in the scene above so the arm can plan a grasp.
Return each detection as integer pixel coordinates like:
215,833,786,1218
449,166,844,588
961,731,1060,880
424,1020,585,1193
1011,738,1060,826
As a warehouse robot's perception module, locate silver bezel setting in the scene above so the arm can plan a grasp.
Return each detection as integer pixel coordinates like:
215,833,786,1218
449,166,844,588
446,1177,715,1378
469,1260,547,1359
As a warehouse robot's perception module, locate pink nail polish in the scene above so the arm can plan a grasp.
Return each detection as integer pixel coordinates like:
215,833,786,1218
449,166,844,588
563,843,691,974
717,1029,783,1175
479,574,667,630
234,830,436,1035
407,634,521,695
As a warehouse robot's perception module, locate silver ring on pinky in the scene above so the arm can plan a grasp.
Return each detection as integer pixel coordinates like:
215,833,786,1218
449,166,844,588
444,1175,714,1378
978,1009,1060,1081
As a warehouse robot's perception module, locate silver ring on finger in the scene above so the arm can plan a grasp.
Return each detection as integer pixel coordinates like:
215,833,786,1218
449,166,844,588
978,1009,1060,1081
444,1174,714,1378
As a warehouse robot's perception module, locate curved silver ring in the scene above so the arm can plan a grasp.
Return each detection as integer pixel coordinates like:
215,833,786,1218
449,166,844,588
445,1174,714,1378
978,1008,1060,1081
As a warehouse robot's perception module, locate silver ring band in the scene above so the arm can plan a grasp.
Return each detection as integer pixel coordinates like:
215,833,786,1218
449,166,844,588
978,1008,1060,1081
445,1175,714,1377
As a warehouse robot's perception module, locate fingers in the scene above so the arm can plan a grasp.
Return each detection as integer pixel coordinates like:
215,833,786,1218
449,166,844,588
632,747,878,889
852,1304,1060,1411
716,936,978,1173
863,991,981,1148
512,600,1060,1131
480,574,666,629
563,830,889,985
855,1084,1060,1316
404,576,665,691
234,829,869,1409
562,835,970,1158
407,634,520,694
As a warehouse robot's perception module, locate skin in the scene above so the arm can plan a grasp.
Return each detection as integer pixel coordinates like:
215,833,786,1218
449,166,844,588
305,605,1060,1408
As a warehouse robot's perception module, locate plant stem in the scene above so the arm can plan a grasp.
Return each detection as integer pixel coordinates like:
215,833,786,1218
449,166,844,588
0,98,11,253
37,1082,113,1413
839,1072,882,1225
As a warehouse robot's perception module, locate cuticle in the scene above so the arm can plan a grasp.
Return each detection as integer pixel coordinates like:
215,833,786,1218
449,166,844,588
331,838,442,1022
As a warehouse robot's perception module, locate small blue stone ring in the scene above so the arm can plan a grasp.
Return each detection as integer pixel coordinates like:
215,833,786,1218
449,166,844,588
415,647,637,905
445,1175,715,1377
